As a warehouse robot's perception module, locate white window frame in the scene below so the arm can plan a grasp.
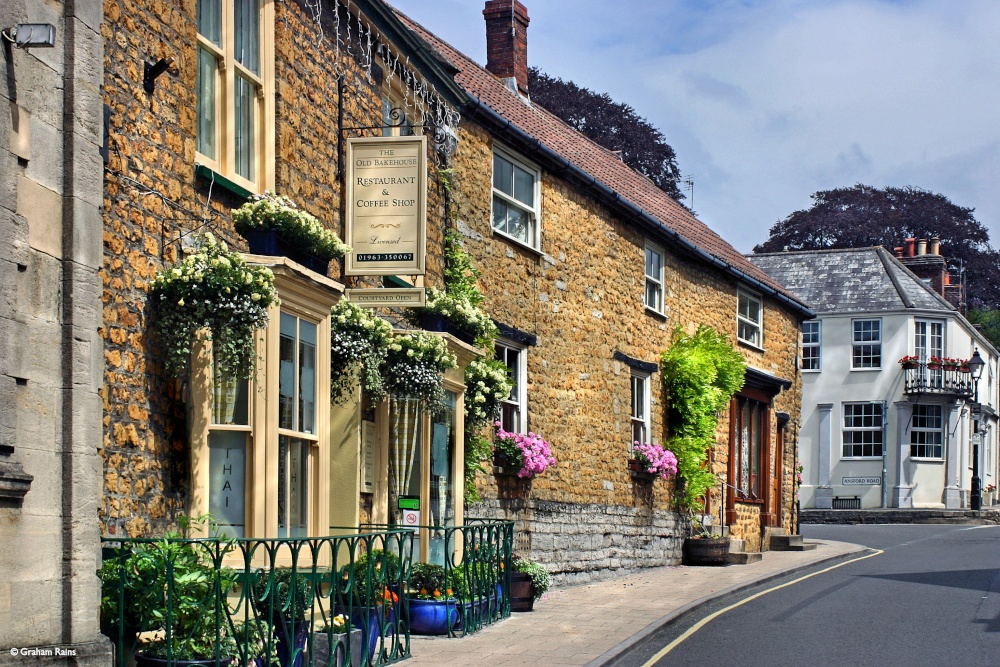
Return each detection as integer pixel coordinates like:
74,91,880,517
909,403,944,460
801,320,821,371
737,288,763,348
644,242,664,314
496,339,527,434
630,371,651,445
851,318,882,370
842,402,884,459
195,0,275,193
491,146,542,250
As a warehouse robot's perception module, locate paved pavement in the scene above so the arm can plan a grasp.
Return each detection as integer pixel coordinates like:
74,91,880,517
405,538,867,666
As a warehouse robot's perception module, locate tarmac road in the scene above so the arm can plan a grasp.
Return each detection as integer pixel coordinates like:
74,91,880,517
613,524,1000,667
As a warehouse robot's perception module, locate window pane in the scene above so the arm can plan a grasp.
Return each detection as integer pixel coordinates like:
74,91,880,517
209,431,246,538
235,75,257,181
493,154,513,195
513,164,534,207
197,0,222,45
279,312,296,430
278,436,309,538
507,205,527,242
492,197,508,234
299,320,316,435
234,0,260,75
196,47,217,159
645,281,661,310
646,247,662,279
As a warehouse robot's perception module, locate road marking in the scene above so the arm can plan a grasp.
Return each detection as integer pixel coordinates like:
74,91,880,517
641,550,884,667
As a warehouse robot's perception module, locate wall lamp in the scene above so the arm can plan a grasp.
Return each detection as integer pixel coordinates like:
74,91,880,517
143,57,174,93
2,24,57,48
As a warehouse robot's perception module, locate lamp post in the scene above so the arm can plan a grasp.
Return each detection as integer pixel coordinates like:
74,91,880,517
968,349,985,510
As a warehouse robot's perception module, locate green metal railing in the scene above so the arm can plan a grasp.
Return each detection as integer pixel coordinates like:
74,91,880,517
362,519,514,637
99,529,413,667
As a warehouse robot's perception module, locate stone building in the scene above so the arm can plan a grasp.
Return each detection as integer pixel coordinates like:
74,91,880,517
0,8,815,658
403,0,813,575
0,0,110,663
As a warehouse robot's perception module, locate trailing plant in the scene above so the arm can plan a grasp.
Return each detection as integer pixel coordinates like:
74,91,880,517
421,285,500,346
631,441,679,480
150,233,278,380
329,300,393,404
494,422,556,478
661,325,746,512
465,358,514,432
511,556,551,601
232,191,351,261
381,331,457,408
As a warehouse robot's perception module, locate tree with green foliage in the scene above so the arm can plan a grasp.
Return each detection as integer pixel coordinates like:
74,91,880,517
966,309,1000,351
661,326,746,512
528,67,685,202
754,184,1000,310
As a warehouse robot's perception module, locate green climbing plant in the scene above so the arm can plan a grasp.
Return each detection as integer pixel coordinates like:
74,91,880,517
661,325,746,511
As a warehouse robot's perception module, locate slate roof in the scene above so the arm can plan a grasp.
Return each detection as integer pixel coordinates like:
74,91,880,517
390,8,809,313
748,247,958,314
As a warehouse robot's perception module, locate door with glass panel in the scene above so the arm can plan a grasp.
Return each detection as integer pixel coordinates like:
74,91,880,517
386,392,457,564
915,320,943,388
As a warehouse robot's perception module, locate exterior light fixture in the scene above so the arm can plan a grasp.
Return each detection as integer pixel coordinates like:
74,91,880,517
968,348,985,382
2,24,57,48
969,347,986,511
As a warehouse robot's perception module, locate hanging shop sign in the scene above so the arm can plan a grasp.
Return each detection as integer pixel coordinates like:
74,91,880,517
345,287,426,308
345,136,427,276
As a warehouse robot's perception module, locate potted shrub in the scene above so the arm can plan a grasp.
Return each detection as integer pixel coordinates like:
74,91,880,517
628,441,679,481
407,563,460,635
310,614,363,667
232,192,351,274
150,233,278,381
98,531,240,665
339,550,401,660
509,557,550,612
251,568,316,667
493,423,556,479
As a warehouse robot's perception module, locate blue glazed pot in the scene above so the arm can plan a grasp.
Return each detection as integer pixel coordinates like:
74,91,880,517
409,598,460,635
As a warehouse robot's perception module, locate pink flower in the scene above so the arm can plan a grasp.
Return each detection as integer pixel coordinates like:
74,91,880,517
631,441,678,479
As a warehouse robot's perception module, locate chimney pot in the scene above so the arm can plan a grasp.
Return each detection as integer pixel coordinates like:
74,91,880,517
917,239,927,255
904,238,916,257
484,0,531,96
894,247,904,258
930,236,940,255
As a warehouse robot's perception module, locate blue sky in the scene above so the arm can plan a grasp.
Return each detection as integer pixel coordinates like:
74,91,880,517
389,0,1000,253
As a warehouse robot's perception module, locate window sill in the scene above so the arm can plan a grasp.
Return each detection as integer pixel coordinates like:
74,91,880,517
492,228,543,257
840,456,884,461
734,496,764,505
850,367,883,372
645,306,667,321
801,368,821,373
737,339,765,353
195,163,254,201
910,457,944,463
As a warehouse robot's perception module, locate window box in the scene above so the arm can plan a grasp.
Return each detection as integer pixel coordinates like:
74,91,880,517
244,228,329,275
627,458,656,481
419,312,476,346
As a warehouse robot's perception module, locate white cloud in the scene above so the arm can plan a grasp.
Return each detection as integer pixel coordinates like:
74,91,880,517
389,0,1000,252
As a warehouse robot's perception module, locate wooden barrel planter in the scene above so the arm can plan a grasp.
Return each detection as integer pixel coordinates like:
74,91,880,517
509,571,535,612
682,537,730,566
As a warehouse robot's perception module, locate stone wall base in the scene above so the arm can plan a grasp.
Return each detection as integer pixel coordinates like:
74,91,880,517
0,639,113,667
468,498,683,586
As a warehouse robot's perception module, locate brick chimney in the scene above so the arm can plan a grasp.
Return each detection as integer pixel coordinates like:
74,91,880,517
484,0,530,96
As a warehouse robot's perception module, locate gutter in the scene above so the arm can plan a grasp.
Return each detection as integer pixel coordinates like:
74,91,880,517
462,95,814,319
